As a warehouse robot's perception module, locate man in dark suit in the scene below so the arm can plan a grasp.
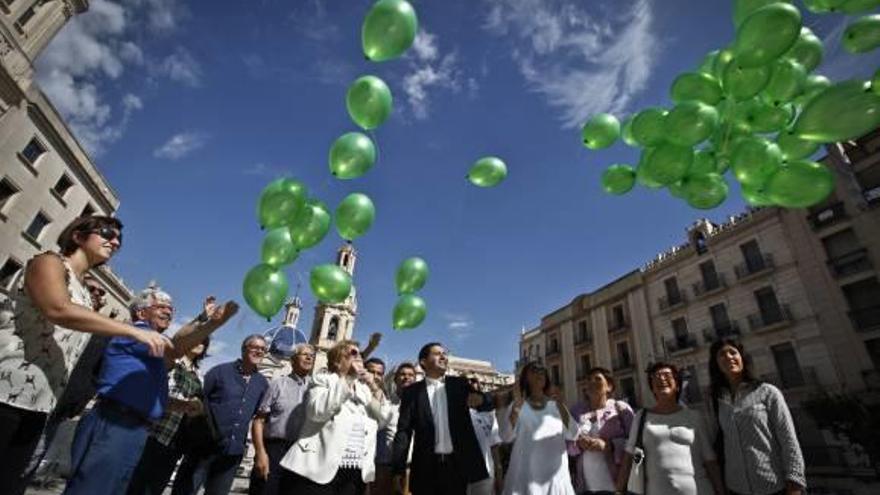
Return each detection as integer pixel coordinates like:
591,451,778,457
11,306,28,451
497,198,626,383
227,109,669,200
392,342,493,495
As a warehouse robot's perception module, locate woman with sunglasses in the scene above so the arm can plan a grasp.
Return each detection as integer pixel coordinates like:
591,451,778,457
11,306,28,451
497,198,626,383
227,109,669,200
0,215,169,490
709,339,805,495
501,361,577,495
279,340,392,495
615,362,723,495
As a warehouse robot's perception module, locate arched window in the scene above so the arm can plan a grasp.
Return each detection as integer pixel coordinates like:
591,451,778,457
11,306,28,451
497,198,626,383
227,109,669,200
327,316,339,341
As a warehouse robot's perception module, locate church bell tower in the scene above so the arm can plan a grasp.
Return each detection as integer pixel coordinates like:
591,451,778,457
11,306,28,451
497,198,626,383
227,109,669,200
310,243,358,372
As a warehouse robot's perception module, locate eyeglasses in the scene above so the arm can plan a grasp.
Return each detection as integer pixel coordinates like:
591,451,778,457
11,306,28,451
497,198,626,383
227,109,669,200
151,303,174,313
296,352,316,358
652,371,676,380
90,226,123,245
86,284,106,297
247,345,268,355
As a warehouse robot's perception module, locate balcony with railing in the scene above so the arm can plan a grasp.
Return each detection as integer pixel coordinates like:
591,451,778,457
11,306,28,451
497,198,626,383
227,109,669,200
612,356,634,372
666,334,698,355
574,332,593,348
849,305,880,332
734,253,775,280
658,291,688,312
760,366,818,390
807,201,847,230
608,318,630,334
702,321,741,344
545,346,561,359
747,304,794,332
827,248,874,278
692,273,728,298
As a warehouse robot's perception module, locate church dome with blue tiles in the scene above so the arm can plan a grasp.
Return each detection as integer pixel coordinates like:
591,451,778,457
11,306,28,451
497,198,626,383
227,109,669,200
263,297,308,359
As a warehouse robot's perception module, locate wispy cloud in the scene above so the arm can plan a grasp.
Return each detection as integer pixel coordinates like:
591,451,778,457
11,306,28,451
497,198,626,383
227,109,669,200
442,312,475,342
121,0,188,33
158,47,203,87
154,131,209,160
242,162,289,177
484,0,658,128
401,30,470,120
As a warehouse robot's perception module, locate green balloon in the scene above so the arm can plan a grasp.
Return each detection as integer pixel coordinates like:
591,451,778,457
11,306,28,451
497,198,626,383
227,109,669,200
795,74,831,106
731,136,783,187
741,183,775,206
765,160,835,207
723,61,771,100
685,173,729,209
785,27,823,72
733,0,791,27
764,59,806,104
777,128,820,160
310,264,352,304
802,0,847,12
631,108,668,146
873,69,880,96
290,199,331,250
698,51,719,75
668,180,687,198
257,178,308,229
602,164,637,195
665,101,719,147
794,80,880,142
636,149,664,189
362,0,418,62
734,3,802,68
641,142,694,186
329,132,377,179
711,120,752,161
713,49,736,80
396,257,429,294
261,227,300,268
735,98,793,133
671,72,723,105
691,149,720,176
335,193,375,241
468,156,507,187
346,75,392,130
621,117,638,147
581,113,620,150
840,0,880,14
393,294,427,330
243,264,289,320
843,15,880,54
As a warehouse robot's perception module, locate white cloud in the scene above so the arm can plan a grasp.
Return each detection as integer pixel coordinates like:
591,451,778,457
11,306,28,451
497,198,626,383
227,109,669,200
153,131,209,160
401,30,467,120
159,47,202,87
442,312,475,342
121,0,187,32
483,0,658,128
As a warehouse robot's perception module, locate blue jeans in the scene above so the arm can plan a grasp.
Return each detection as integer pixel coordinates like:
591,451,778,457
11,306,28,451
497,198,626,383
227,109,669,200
62,401,149,495
171,451,243,495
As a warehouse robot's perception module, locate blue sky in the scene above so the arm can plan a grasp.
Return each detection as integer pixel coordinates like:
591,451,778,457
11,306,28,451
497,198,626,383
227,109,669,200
35,0,880,371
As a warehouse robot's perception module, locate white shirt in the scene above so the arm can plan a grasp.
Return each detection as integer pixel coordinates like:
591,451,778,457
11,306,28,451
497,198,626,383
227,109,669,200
470,409,501,478
426,376,453,454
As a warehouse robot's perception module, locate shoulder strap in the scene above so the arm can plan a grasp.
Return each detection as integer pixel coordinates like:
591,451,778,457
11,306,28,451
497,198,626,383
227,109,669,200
635,408,649,449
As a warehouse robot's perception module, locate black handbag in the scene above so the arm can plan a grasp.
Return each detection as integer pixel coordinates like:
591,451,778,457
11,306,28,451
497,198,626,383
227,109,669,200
177,398,220,456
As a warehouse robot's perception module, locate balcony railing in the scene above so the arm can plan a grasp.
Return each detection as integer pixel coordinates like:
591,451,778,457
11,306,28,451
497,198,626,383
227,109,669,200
608,319,630,333
612,357,634,372
545,347,561,358
747,304,794,331
849,305,880,332
760,366,817,390
702,321,741,343
827,248,874,278
658,291,688,311
807,201,847,230
574,333,593,347
735,253,775,280
666,334,698,354
692,273,728,297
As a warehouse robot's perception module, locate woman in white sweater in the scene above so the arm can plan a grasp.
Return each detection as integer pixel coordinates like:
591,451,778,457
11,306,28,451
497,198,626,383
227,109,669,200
279,340,392,495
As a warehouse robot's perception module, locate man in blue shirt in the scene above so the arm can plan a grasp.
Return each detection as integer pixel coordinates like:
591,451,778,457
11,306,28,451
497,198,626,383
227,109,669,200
62,285,238,495
172,334,270,495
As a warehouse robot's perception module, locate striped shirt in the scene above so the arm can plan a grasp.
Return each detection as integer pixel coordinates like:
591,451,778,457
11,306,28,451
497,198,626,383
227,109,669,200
717,382,806,494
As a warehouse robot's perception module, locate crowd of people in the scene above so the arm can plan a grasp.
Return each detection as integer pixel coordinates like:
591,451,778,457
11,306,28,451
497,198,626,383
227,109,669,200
0,215,807,495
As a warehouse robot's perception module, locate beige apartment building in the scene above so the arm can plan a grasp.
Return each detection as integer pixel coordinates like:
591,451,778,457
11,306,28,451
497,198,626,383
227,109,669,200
0,0,132,311
446,354,514,391
519,133,880,489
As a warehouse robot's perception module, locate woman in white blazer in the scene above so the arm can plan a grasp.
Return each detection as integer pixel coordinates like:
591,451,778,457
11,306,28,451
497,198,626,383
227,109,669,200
279,339,392,495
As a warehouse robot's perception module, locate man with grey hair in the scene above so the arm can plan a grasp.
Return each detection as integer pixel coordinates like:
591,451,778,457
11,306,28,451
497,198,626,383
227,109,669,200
63,284,238,495
248,342,315,495
172,334,270,495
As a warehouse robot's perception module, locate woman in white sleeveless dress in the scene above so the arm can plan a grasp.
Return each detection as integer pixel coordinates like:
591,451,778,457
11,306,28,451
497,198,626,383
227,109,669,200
501,361,577,495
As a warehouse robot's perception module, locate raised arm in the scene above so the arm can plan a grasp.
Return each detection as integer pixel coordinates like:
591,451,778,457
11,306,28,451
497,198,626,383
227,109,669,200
168,297,238,365
306,374,352,424
25,253,169,357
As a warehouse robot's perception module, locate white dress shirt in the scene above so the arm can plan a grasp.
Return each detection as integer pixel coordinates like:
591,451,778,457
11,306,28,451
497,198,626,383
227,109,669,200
426,376,453,454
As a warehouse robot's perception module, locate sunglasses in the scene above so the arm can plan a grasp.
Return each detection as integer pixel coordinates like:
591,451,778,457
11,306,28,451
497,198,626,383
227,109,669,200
86,285,106,297
348,348,361,357
90,226,123,245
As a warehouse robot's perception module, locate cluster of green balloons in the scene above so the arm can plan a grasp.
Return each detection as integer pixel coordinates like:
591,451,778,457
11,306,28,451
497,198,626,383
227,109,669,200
586,0,880,210
393,257,429,330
